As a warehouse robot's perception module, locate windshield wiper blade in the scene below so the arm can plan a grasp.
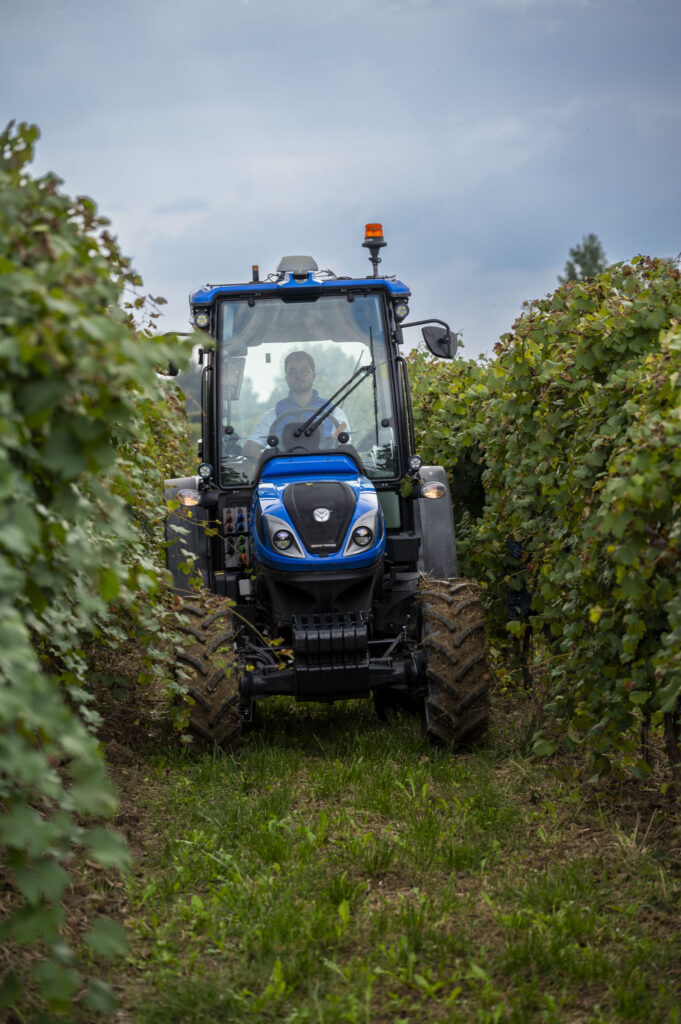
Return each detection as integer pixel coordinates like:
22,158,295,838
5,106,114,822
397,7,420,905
293,363,376,439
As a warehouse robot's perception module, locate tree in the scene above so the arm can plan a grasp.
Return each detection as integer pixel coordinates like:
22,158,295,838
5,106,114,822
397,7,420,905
558,233,607,284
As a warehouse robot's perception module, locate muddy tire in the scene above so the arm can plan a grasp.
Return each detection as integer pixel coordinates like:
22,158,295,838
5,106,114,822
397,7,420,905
174,596,241,748
420,578,490,747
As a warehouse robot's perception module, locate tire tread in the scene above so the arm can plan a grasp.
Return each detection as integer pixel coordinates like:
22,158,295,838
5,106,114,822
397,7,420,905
174,596,241,747
420,578,490,747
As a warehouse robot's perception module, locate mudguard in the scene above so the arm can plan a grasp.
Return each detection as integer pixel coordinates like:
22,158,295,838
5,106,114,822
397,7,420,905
413,466,458,579
163,476,210,593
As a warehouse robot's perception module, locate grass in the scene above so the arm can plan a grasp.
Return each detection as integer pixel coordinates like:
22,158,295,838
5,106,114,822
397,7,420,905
105,698,681,1023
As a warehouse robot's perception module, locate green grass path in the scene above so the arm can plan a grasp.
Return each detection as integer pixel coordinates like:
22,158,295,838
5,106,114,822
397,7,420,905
113,701,681,1023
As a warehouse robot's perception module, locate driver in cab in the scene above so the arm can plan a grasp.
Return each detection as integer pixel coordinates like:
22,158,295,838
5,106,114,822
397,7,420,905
243,351,349,459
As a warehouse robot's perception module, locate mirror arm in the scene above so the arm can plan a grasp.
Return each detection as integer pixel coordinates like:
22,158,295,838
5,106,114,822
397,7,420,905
400,318,450,330
401,317,454,344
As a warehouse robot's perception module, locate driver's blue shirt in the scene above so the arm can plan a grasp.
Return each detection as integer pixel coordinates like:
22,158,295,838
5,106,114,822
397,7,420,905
248,390,350,445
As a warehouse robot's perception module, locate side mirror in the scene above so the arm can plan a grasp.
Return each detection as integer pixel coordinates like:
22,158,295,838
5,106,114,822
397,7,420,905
422,325,457,360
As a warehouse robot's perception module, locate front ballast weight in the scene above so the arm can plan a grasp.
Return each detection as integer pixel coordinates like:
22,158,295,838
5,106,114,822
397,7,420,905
239,609,427,708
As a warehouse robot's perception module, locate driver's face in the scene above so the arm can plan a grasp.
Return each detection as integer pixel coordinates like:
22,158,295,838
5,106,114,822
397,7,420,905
286,361,315,396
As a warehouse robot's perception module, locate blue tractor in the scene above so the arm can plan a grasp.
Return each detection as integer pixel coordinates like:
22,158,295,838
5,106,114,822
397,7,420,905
165,225,489,746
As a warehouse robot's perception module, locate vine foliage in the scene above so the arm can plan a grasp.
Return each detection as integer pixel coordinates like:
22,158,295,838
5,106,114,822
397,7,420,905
0,122,187,1017
409,258,681,777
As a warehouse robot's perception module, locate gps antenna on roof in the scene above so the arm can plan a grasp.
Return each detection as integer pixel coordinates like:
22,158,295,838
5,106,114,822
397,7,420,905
276,255,319,279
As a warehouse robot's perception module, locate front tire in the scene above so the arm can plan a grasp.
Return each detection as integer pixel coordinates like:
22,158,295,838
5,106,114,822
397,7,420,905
420,578,490,747
174,596,242,747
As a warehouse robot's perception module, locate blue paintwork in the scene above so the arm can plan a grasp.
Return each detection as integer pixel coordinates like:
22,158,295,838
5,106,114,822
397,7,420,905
249,453,385,573
260,453,359,480
190,274,410,307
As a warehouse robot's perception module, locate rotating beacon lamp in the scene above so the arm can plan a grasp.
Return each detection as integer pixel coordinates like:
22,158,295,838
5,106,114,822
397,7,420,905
362,223,386,278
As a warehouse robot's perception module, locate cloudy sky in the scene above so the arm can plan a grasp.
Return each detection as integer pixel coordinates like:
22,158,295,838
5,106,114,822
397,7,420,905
2,0,679,358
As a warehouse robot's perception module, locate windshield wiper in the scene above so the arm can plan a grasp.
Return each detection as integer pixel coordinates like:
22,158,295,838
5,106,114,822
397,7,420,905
293,363,376,439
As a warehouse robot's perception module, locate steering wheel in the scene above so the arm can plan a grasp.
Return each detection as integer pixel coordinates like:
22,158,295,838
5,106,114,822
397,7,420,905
268,406,341,451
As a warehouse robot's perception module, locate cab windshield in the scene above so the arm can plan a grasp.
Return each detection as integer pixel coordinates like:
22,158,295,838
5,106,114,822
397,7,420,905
217,293,397,485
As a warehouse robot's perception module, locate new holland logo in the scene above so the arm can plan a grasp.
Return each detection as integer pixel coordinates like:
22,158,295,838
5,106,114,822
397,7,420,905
313,507,331,523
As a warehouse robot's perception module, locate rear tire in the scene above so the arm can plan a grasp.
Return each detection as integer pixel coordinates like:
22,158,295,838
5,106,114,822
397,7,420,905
420,578,490,747
174,596,242,748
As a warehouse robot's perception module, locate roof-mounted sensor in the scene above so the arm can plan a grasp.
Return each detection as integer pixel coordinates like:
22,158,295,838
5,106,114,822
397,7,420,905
276,255,319,276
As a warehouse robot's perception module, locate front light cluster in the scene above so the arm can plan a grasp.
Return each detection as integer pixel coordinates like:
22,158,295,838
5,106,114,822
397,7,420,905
264,511,380,560
265,515,305,559
343,510,379,557
177,488,201,507
421,480,446,500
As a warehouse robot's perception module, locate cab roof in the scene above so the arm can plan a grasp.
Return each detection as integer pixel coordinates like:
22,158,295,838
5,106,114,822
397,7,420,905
190,273,410,307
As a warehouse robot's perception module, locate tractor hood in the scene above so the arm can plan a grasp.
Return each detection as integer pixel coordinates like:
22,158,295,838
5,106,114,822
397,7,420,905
249,453,385,572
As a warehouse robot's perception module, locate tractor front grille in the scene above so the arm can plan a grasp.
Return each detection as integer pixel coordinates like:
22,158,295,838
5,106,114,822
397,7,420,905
283,481,355,553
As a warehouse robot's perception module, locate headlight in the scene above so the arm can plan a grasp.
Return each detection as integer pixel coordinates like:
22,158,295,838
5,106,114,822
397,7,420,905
343,510,379,557
264,514,305,558
408,454,423,473
352,525,373,547
273,529,293,550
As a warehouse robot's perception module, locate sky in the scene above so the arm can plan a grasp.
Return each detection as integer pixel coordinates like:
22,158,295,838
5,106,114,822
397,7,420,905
2,0,680,359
